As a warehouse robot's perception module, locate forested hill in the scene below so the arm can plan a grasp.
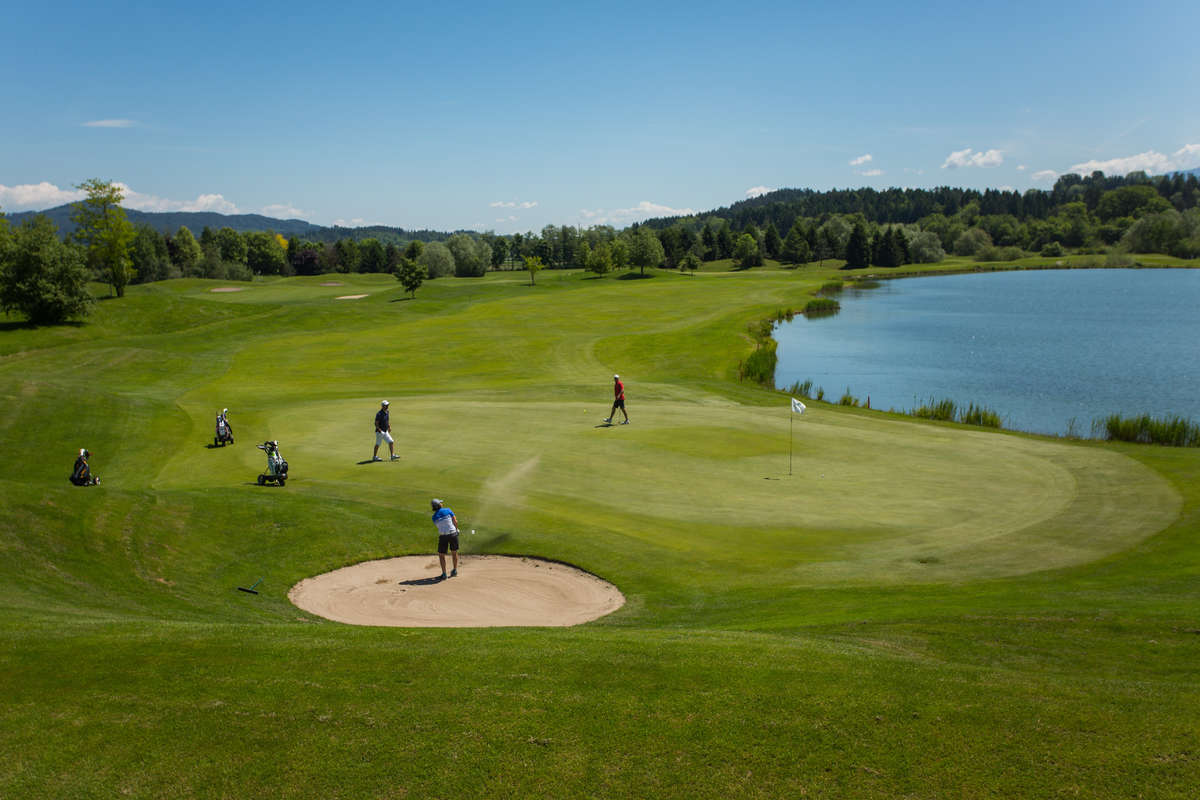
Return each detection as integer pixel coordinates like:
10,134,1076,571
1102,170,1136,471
3,205,454,244
639,170,1200,232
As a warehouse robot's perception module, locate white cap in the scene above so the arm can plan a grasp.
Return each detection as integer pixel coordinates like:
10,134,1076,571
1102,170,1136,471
381,400,389,406
613,374,620,379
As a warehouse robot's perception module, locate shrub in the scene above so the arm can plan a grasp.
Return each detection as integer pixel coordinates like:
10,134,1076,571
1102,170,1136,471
975,245,1024,262
816,280,844,296
838,388,860,407
740,338,777,385
911,397,957,421
803,297,840,314
1040,241,1065,257
0,215,94,324
960,402,1002,428
1096,414,1200,446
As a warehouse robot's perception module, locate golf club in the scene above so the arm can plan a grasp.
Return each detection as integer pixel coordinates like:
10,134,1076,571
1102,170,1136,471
238,577,263,595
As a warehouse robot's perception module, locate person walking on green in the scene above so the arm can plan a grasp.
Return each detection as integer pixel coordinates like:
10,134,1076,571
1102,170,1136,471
605,374,629,425
373,400,397,462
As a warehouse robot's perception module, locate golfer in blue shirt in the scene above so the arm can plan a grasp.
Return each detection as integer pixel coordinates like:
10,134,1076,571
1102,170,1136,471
431,498,462,579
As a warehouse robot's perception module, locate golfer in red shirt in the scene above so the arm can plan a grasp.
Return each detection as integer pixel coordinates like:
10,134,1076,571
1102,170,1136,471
605,374,629,425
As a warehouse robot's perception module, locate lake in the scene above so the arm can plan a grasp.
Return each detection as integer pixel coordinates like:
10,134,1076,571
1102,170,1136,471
774,268,1200,436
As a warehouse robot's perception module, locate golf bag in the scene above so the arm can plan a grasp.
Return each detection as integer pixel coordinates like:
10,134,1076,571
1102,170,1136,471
214,409,234,446
256,440,288,486
70,454,98,486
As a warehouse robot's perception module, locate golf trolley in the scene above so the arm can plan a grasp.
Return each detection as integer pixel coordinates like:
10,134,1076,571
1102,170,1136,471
256,440,288,486
214,408,234,447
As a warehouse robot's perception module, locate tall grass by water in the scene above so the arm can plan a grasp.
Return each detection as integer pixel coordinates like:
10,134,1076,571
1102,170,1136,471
1096,413,1200,446
911,397,1003,428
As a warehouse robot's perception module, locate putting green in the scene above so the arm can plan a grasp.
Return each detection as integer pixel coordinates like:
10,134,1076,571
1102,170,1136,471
153,391,1178,585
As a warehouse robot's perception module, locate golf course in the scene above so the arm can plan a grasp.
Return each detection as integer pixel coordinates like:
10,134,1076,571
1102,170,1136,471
2,266,1198,798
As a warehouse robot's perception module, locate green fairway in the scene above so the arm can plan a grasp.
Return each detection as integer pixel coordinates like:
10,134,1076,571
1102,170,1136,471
3,267,1199,797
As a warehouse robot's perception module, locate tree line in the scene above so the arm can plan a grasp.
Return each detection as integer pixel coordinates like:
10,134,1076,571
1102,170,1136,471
5,171,1200,325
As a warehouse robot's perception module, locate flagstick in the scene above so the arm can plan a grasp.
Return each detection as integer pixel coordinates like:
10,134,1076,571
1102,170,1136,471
789,410,794,476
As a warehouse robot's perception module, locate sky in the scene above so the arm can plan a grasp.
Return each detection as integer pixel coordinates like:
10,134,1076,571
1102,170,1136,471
2,0,1199,233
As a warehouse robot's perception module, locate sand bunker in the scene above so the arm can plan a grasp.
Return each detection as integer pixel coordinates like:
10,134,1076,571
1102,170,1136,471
334,294,369,300
289,555,624,627
319,281,344,286
209,287,245,293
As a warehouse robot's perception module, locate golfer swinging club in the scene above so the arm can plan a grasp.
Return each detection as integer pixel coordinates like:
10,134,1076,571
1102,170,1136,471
373,400,397,462
605,374,629,425
431,499,462,580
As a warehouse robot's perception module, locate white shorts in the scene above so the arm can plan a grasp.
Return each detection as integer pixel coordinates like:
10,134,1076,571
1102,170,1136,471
376,430,394,445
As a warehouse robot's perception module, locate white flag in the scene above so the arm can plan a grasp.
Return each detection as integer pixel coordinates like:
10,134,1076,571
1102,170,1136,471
791,398,806,414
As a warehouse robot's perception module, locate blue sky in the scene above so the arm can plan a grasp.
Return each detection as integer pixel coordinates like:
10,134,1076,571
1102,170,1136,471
2,0,1198,232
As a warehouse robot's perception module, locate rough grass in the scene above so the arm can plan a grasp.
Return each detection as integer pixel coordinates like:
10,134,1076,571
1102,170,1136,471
2,267,1199,798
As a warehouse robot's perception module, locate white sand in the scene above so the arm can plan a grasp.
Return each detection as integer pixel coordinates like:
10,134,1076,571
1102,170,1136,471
288,555,624,627
209,287,245,293
334,294,369,300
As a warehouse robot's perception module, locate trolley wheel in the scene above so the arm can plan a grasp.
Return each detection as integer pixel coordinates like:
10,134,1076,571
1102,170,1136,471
257,475,265,485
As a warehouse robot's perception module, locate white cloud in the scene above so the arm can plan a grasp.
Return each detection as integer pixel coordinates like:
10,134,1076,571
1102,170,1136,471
490,200,538,209
997,185,1014,192
942,148,1004,169
260,203,309,219
859,169,884,177
115,184,241,214
849,154,873,166
1032,170,1058,182
0,181,85,210
333,218,369,227
578,200,695,226
83,119,135,128
1017,165,1027,171
1069,144,1200,176
744,185,773,198
903,167,925,176
495,215,518,223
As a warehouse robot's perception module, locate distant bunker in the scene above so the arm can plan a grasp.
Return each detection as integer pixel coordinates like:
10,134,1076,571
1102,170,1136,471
288,555,625,627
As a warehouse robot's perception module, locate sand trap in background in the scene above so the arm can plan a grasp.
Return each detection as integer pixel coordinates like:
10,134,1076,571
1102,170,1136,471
209,287,245,293
319,281,345,286
289,555,624,627
334,294,369,300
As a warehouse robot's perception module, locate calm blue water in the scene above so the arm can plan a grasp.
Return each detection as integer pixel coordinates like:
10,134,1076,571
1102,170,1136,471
774,269,1200,436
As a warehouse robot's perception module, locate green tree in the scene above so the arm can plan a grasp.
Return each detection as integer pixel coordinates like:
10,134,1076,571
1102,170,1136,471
417,241,454,278
764,222,783,260
71,178,135,297
716,221,734,259
245,231,288,275
170,226,203,275
781,221,811,266
524,254,544,285
334,238,360,273
908,230,945,263
403,240,424,262
0,215,94,324
586,242,613,275
844,223,871,268
628,227,665,275
952,227,992,256
680,251,701,276
395,258,427,298
490,237,508,269
446,233,490,277
611,239,629,271
216,227,248,265
358,238,387,273
732,233,760,269
129,223,170,283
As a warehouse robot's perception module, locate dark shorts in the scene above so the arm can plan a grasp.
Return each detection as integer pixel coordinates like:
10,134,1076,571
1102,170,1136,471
612,397,625,409
437,533,459,554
